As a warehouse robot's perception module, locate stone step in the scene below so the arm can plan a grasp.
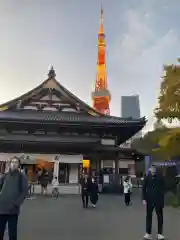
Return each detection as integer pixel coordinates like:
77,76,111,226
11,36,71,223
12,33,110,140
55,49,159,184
31,184,80,195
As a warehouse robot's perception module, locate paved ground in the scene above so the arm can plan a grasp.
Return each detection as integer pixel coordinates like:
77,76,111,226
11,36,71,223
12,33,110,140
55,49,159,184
4,193,180,240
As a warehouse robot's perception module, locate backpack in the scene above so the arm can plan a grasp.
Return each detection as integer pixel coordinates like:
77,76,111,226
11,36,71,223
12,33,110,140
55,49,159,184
0,172,23,192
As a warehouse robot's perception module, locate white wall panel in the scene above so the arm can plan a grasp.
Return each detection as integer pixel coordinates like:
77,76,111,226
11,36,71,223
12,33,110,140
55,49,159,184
69,164,79,183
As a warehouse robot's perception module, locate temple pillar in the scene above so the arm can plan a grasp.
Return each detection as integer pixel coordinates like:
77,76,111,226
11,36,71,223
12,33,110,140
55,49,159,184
53,161,59,180
100,159,103,169
114,154,119,184
115,157,119,175
96,156,101,172
145,156,152,175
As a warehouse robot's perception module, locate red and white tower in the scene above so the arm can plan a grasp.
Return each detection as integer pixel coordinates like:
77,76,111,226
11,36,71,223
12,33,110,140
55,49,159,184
92,7,111,115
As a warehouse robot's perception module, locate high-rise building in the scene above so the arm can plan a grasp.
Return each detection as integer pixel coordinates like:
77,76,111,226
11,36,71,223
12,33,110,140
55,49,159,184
121,95,141,119
121,95,142,141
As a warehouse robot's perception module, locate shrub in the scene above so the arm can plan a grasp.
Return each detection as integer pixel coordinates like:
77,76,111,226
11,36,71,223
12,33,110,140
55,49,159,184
165,191,180,207
165,191,176,205
171,197,179,208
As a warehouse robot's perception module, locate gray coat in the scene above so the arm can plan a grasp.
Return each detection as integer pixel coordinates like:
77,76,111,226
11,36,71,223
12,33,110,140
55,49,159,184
0,170,28,214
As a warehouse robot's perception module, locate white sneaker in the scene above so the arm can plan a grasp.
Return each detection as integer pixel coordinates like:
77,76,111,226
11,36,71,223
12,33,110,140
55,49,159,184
157,234,165,240
144,233,152,239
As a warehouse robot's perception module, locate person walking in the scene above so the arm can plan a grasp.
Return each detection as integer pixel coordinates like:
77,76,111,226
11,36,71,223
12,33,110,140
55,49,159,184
52,176,59,198
89,178,99,208
80,174,90,208
0,156,28,240
142,165,165,240
39,169,49,196
123,176,132,206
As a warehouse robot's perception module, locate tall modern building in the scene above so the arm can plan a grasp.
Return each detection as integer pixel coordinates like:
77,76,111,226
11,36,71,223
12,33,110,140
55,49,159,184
121,95,142,140
121,95,141,119
120,95,142,178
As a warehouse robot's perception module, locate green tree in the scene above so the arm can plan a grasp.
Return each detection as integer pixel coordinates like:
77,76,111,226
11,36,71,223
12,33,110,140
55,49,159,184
154,58,180,159
155,59,180,123
153,128,180,159
132,127,169,160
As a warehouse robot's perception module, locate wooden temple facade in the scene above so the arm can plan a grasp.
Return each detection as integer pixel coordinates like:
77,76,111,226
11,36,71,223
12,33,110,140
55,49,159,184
0,68,146,191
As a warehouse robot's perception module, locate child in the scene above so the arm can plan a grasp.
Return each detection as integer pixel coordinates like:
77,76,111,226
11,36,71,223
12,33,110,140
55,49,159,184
52,176,59,198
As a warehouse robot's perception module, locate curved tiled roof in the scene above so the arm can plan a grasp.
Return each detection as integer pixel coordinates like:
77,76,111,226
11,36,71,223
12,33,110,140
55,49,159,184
0,110,146,126
0,68,101,116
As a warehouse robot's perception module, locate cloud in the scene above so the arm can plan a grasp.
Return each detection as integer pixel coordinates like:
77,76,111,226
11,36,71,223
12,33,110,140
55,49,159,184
0,0,180,126
118,9,153,63
109,3,180,130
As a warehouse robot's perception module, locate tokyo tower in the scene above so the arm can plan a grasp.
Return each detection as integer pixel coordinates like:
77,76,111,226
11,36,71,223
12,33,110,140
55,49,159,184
92,7,111,115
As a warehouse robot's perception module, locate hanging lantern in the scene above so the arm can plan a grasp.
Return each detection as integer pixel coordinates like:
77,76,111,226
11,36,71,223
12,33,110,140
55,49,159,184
82,160,90,168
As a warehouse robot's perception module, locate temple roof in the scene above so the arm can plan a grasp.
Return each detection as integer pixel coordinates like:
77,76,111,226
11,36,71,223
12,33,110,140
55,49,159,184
0,66,100,116
0,110,146,126
0,67,146,138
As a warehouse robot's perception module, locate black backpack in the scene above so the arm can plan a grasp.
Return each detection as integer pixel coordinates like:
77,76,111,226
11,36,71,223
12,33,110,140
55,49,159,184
0,172,23,192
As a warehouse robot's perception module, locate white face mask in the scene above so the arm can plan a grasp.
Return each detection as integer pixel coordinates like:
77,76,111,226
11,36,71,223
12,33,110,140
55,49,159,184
92,179,95,183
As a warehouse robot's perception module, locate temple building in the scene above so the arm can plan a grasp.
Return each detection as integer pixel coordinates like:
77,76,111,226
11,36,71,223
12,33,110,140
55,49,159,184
0,66,145,186
0,8,146,192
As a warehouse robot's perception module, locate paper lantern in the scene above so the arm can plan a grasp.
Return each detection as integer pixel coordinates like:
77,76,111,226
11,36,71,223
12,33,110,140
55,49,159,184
82,160,90,168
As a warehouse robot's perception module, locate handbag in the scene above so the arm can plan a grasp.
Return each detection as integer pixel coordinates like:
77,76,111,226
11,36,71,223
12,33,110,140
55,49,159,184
127,183,131,193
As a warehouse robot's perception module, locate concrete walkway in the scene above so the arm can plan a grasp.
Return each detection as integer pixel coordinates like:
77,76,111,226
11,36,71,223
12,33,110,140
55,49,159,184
31,184,80,195
5,194,180,240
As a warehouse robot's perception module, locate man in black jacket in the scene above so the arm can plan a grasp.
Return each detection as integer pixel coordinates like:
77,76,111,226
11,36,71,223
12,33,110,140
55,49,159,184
142,165,165,240
80,174,90,208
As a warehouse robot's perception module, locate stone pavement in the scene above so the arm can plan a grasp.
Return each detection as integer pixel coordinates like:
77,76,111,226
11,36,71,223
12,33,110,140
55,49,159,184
4,194,180,240
31,184,80,194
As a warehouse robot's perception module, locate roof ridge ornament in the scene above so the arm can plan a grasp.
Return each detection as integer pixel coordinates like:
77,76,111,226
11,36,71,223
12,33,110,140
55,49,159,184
48,66,56,79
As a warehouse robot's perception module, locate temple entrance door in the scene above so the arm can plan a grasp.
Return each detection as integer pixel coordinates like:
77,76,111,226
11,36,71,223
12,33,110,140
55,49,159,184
58,163,70,183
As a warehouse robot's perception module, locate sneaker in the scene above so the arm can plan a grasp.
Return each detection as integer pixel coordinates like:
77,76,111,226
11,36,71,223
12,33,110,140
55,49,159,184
144,233,152,239
157,234,165,240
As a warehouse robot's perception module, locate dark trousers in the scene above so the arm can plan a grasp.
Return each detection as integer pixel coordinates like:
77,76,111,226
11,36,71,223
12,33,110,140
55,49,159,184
81,194,89,208
28,183,35,196
146,203,163,234
124,193,131,205
90,194,98,205
0,214,18,240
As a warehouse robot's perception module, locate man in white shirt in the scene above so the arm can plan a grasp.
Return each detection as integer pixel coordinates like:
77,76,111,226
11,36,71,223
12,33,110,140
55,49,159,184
123,176,132,206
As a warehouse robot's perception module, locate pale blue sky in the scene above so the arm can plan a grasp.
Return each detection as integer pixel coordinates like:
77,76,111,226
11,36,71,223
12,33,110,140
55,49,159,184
0,0,180,131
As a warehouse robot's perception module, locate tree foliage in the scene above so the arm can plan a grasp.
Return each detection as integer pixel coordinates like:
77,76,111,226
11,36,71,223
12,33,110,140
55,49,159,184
132,128,167,158
132,127,180,160
155,59,180,123
153,128,180,159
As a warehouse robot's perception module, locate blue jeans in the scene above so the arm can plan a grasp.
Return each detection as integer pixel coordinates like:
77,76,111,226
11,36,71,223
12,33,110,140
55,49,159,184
0,214,18,240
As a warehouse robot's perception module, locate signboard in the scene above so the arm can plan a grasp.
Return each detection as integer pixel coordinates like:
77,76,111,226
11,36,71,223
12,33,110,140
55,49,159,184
82,160,90,168
0,153,83,164
103,175,109,183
